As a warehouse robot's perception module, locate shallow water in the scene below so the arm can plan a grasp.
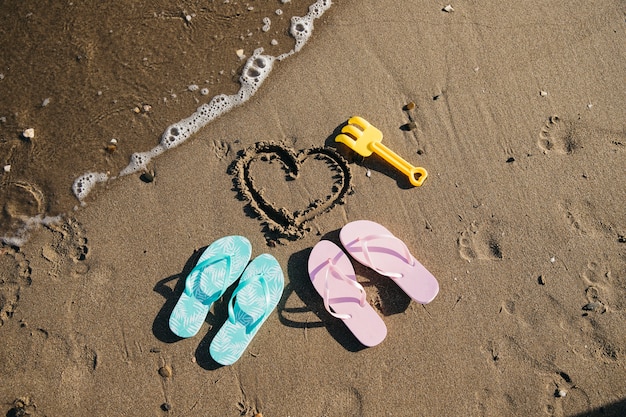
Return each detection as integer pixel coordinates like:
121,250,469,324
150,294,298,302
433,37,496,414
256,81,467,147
0,0,332,243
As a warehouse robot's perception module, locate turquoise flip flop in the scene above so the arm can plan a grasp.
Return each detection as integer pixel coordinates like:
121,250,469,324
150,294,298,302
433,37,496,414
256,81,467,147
210,254,285,365
169,236,252,338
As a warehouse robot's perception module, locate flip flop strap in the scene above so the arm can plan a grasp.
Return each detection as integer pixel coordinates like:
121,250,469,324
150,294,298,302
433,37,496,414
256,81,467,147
350,233,415,279
322,257,366,320
228,273,271,333
185,253,233,305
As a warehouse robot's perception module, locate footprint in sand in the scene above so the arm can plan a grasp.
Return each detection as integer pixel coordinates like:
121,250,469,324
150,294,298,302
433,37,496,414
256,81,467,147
538,116,580,154
579,257,626,363
560,200,594,236
209,139,232,160
41,217,90,277
457,220,504,262
581,258,626,315
544,371,591,417
321,386,364,417
0,246,31,326
560,199,626,243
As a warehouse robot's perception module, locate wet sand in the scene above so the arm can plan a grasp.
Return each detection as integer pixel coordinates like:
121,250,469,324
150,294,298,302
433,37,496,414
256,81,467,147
1,0,625,416
0,0,313,241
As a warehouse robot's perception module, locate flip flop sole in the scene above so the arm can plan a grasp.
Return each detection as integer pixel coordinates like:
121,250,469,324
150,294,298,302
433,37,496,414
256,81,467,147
308,240,387,347
169,236,252,338
210,254,284,365
340,220,439,304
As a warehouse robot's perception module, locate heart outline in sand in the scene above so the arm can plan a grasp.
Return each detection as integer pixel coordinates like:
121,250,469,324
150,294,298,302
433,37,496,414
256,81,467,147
230,141,353,241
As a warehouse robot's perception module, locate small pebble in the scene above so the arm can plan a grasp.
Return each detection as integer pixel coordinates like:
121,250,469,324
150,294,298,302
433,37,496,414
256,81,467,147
188,84,199,92
161,402,172,411
506,157,515,163
158,365,172,378
133,106,141,114
406,121,418,131
540,90,548,97
22,128,35,139
42,97,51,107
550,256,556,263
405,101,416,110
538,275,546,285
142,104,152,113
557,389,567,398
3,165,10,173
443,4,454,12
236,49,246,60
366,168,371,178
140,171,155,183
270,39,278,46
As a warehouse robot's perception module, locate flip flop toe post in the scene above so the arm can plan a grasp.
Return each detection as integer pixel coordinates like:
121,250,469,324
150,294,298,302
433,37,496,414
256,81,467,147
340,220,439,304
169,236,252,338
308,240,387,347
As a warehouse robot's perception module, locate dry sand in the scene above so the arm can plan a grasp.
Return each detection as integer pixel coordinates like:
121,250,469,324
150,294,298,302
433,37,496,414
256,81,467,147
1,0,625,416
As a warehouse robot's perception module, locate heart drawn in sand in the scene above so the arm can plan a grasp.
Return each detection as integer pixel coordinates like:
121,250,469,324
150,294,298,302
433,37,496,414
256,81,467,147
230,141,353,241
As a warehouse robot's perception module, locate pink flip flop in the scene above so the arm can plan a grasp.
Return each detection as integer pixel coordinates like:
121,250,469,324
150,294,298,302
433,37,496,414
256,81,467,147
308,240,387,347
340,220,439,304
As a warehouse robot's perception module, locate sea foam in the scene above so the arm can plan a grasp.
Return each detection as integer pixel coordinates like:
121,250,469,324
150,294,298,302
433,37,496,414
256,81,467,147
76,0,332,198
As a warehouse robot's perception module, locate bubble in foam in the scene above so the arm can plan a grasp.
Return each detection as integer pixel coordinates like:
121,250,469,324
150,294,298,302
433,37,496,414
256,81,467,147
290,0,332,53
239,51,275,100
262,17,271,32
119,146,164,176
73,172,109,202
278,0,332,60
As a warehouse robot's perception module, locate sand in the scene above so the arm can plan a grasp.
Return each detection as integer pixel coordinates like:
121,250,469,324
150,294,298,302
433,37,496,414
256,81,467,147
1,0,625,416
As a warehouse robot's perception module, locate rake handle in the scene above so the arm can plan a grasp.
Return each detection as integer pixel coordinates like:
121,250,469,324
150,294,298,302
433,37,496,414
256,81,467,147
369,142,428,187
